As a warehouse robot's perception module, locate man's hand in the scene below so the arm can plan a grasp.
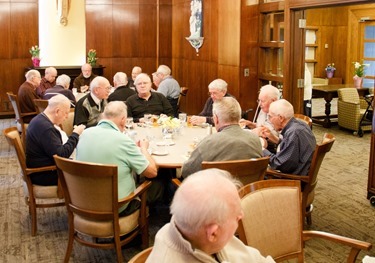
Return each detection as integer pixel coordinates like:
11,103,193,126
80,85,89,93
73,124,85,135
191,116,206,125
239,119,256,129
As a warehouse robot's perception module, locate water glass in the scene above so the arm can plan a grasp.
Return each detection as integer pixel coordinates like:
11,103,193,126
144,114,152,126
126,117,134,129
178,113,187,125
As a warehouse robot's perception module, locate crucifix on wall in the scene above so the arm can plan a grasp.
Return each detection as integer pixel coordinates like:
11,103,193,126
56,0,71,26
186,0,204,55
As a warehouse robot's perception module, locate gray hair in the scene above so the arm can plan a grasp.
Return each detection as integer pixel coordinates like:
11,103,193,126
134,73,151,86
208,79,228,93
47,94,70,109
81,63,92,71
259,84,280,101
90,76,110,92
171,169,241,236
113,72,128,86
212,97,241,123
56,74,71,88
132,66,142,74
103,101,127,119
45,67,57,76
156,65,171,76
25,70,41,81
269,99,294,119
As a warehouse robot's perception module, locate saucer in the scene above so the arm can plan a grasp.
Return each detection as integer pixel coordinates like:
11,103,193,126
152,150,169,156
156,141,175,146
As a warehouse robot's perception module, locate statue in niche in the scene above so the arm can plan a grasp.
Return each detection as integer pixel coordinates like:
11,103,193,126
56,0,71,26
189,0,202,38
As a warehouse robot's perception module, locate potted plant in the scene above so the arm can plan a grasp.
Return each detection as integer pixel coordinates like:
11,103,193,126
325,63,335,78
29,45,41,67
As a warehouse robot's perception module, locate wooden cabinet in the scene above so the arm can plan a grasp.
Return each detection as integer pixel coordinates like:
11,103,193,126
258,2,284,91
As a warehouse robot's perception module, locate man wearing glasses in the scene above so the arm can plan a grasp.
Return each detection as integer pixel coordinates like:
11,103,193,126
262,99,315,176
191,78,232,125
74,76,110,128
239,84,280,153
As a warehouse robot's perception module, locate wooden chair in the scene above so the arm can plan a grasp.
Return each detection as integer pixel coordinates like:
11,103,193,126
177,87,189,113
33,99,49,113
201,157,270,186
237,180,372,262
265,133,335,225
3,127,65,236
128,247,153,263
294,113,312,128
7,92,37,148
53,155,151,263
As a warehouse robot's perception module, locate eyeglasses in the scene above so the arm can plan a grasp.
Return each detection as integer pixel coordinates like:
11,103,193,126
208,91,221,96
101,86,111,91
136,81,151,86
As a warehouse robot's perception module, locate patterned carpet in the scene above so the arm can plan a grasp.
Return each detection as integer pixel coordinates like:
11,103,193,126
0,106,374,262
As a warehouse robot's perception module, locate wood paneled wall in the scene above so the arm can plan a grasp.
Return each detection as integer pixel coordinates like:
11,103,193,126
306,7,349,81
0,0,38,115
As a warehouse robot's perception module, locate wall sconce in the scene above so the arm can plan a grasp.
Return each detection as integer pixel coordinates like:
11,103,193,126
186,0,204,55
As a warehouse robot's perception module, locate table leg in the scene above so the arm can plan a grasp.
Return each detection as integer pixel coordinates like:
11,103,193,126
323,95,333,128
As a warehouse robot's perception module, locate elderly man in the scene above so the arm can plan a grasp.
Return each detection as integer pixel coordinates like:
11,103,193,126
147,169,275,263
73,63,97,93
76,101,158,214
108,72,136,102
128,66,142,89
74,76,110,128
154,65,181,116
240,84,280,152
18,69,42,123
263,99,316,175
43,74,76,106
181,97,262,178
191,78,232,125
26,94,85,186
126,73,174,122
36,67,58,97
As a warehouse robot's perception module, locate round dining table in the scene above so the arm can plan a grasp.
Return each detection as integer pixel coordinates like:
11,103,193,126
129,124,213,168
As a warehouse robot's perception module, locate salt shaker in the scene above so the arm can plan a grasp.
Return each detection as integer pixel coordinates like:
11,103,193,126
207,124,212,135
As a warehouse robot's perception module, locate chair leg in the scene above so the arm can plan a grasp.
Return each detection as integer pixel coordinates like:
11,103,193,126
141,222,149,249
114,235,123,263
64,227,75,263
306,214,312,226
29,199,37,236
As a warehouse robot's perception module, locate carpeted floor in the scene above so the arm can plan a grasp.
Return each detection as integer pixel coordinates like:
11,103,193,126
0,101,374,262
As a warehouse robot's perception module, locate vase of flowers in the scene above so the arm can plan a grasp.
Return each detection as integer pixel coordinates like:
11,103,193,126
325,63,335,78
353,62,368,89
29,45,41,67
87,49,98,66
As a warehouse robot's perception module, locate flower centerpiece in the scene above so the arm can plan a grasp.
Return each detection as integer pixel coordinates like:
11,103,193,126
29,45,41,67
325,63,335,78
87,49,98,66
158,116,181,137
353,61,369,88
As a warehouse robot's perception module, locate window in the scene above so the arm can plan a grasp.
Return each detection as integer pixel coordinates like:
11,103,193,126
360,21,375,88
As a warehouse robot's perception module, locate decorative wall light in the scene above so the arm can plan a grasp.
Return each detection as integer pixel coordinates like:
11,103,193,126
186,0,204,55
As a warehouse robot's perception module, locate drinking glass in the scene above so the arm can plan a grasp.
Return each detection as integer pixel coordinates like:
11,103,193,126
126,117,134,129
144,114,152,126
178,113,187,124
